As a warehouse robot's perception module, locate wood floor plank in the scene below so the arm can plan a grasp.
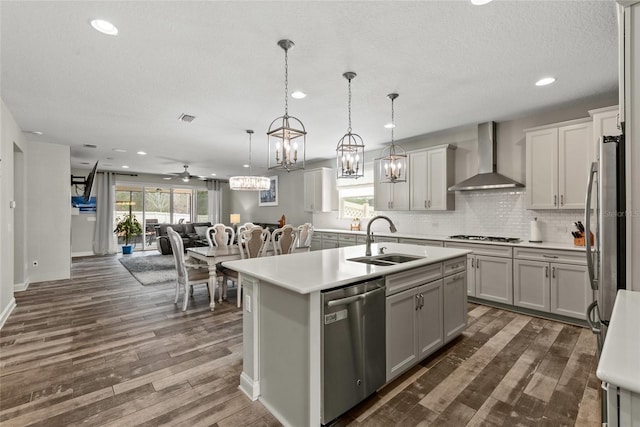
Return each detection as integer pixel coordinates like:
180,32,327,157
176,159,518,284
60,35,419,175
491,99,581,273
0,254,600,426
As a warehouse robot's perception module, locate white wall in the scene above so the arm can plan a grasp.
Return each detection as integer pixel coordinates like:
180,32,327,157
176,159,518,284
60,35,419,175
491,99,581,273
229,170,312,227
26,141,71,283
1,100,27,326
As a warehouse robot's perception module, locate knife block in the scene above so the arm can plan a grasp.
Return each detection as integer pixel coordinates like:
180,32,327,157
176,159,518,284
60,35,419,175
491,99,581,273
574,231,594,247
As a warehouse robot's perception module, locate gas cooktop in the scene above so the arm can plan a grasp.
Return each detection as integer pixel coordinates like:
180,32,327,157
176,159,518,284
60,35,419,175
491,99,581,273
448,235,521,243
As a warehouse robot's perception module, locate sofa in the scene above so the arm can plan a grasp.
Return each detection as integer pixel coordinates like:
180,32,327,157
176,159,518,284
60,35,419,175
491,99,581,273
155,222,212,254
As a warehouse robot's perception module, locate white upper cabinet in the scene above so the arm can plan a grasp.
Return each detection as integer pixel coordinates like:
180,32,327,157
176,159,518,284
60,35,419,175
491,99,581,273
525,119,593,210
373,159,409,211
408,145,455,211
303,167,336,213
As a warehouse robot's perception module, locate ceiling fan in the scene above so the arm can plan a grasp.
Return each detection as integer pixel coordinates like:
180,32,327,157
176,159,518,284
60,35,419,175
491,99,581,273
166,165,200,182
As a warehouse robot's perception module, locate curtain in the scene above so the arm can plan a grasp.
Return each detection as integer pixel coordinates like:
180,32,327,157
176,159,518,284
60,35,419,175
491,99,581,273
207,179,223,224
93,171,117,255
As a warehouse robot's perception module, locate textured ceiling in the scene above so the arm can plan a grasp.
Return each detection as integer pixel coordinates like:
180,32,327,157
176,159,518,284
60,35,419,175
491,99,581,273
1,1,618,179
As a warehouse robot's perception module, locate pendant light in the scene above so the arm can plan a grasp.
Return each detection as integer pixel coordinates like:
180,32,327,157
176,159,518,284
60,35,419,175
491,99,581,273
336,72,365,179
267,39,306,172
230,130,271,191
377,93,407,183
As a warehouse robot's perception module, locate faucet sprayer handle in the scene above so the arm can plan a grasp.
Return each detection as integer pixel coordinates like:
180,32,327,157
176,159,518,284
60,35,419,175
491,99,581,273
379,246,387,255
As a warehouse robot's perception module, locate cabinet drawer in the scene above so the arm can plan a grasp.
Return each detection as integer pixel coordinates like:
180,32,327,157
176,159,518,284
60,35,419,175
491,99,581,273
398,238,444,247
445,242,513,258
513,247,586,265
386,264,443,296
444,257,466,275
338,234,358,243
374,236,398,243
321,232,339,242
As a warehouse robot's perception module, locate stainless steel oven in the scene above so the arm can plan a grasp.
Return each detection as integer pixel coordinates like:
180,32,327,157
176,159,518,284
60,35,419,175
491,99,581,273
321,278,386,425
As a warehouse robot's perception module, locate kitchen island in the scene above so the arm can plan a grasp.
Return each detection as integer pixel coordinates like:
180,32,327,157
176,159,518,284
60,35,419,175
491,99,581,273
222,242,471,427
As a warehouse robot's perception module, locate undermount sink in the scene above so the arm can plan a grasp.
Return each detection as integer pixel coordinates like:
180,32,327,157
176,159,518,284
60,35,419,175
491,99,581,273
348,253,425,266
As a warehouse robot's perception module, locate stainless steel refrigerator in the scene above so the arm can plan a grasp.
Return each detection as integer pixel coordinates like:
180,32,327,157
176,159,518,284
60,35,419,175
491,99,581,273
585,134,626,348
584,134,626,424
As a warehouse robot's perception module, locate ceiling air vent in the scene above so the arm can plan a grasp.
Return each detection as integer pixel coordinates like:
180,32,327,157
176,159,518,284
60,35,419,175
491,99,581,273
179,113,196,123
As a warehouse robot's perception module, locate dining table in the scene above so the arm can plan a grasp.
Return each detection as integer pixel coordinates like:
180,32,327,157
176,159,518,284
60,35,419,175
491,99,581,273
187,245,242,311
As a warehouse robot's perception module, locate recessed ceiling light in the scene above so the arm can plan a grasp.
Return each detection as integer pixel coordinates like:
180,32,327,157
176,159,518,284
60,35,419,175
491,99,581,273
243,164,250,168
535,77,556,86
122,165,129,169
137,151,147,155
211,173,217,176
113,148,127,153
384,123,396,129
90,19,118,36
23,130,43,135
291,91,307,99
470,0,493,5
163,177,172,180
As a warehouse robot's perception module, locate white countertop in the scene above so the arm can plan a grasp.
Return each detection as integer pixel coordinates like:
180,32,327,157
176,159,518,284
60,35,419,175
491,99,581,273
596,290,640,393
314,228,585,252
222,243,471,294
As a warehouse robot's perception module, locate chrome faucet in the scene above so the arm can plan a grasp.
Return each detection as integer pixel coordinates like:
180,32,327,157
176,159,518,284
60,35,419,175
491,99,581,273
365,215,397,256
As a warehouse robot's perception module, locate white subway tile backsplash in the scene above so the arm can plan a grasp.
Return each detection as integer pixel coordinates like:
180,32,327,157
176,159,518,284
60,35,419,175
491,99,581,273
313,190,587,244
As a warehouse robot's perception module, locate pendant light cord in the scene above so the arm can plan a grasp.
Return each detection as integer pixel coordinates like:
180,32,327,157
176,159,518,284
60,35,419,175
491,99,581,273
390,96,395,144
284,47,289,117
347,77,352,133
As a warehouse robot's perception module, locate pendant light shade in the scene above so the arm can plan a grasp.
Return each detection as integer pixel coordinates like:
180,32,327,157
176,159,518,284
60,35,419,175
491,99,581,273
268,39,306,172
230,130,271,191
378,93,407,183
336,72,365,179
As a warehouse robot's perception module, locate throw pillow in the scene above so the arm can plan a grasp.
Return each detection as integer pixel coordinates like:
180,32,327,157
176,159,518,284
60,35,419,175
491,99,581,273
194,226,209,238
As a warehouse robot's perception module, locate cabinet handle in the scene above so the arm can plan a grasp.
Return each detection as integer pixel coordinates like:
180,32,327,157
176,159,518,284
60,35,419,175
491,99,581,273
545,266,549,278
552,267,556,278
471,259,475,268
554,195,557,206
420,293,424,309
424,200,427,208
428,200,431,208
415,294,420,311
543,255,559,259
560,195,564,206
476,259,480,269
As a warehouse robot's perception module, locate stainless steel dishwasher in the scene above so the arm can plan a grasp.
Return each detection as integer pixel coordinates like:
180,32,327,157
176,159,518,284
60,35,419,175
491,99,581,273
321,278,386,425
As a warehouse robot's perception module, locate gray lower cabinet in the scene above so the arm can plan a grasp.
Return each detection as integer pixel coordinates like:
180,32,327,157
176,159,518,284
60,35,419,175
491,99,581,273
443,271,467,343
513,247,591,320
386,279,443,382
310,236,322,251
471,255,513,304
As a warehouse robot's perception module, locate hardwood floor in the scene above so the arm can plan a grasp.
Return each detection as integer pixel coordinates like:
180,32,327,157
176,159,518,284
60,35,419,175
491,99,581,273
0,254,600,426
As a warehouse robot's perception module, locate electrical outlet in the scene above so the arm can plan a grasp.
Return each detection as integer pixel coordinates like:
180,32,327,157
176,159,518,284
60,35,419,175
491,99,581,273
245,295,251,313
32,260,38,267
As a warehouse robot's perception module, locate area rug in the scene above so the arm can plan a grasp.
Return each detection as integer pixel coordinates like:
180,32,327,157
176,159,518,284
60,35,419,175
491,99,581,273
119,254,177,286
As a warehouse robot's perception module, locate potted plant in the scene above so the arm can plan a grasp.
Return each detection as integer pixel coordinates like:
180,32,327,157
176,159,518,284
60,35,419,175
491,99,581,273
114,213,142,254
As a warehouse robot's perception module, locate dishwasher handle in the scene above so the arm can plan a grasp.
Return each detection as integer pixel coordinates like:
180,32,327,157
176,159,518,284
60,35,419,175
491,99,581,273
326,286,385,307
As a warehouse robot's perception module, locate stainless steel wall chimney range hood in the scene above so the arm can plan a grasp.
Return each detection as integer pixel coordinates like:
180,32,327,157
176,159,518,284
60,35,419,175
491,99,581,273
448,121,525,191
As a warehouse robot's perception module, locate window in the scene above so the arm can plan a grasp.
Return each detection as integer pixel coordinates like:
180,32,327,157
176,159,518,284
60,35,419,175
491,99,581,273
339,185,375,219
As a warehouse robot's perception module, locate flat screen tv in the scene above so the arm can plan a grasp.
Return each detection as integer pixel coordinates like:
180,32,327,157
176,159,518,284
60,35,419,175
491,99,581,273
82,161,99,203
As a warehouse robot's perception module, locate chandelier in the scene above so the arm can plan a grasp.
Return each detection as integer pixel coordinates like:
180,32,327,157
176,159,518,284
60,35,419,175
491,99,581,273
267,39,306,172
230,130,271,191
336,72,365,179
377,93,407,183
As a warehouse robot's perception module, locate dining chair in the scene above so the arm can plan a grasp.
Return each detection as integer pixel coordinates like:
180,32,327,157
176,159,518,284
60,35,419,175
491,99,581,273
206,223,238,303
272,225,297,255
293,223,314,253
237,222,256,243
166,226,212,311
206,223,235,247
235,226,271,308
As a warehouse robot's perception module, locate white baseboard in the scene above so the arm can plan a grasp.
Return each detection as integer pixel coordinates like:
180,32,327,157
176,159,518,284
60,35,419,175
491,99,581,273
0,298,17,330
14,280,30,292
72,251,95,258
239,372,260,401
